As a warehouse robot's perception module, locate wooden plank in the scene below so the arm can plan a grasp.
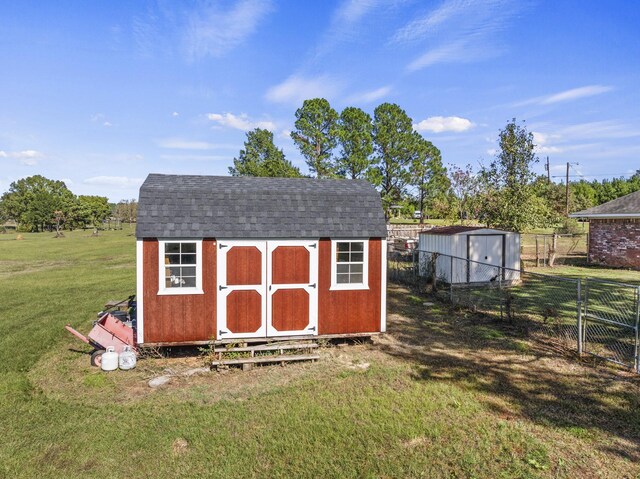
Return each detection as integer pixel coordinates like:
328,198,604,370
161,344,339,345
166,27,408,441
141,332,379,348
226,246,262,285
214,342,318,353
272,246,310,284
211,353,320,366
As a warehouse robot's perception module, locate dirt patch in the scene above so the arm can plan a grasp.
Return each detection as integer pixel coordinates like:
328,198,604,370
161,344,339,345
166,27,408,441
28,338,395,407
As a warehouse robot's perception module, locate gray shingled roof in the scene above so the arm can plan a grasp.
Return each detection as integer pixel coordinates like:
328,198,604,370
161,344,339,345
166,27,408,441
570,189,640,218
136,174,387,239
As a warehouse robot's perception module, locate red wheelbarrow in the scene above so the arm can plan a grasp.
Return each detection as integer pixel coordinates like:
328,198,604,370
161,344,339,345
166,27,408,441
66,313,136,366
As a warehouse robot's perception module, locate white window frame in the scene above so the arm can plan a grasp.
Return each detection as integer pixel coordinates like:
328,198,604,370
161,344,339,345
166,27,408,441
157,239,204,295
330,239,369,291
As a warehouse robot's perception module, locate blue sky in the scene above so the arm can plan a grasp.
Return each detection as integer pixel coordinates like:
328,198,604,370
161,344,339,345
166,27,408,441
1,0,639,201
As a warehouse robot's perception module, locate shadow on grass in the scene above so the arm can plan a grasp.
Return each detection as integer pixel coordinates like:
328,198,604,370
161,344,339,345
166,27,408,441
381,283,640,461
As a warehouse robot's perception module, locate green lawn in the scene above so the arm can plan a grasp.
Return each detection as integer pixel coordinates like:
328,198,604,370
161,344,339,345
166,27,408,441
1,229,639,478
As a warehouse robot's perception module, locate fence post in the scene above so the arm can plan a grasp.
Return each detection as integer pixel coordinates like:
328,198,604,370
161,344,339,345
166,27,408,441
635,286,640,374
450,255,454,303
577,279,583,356
499,266,503,320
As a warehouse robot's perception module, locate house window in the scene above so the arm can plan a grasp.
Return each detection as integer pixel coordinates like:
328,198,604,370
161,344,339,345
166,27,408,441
158,240,203,295
330,239,369,290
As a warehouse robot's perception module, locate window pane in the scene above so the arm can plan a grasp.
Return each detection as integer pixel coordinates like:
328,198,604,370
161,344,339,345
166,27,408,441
182,266,196,277
181,243,196,254
181,254,197,265
350,263,363,274
165,243,180,254
182,277,196,288
351,242,364,252
350,273,363,284
165,254,180,265
337,264,349,274
336,273,350,284
337,252,350,263
337,242,350,252
167,266,181,277
351,253,363,262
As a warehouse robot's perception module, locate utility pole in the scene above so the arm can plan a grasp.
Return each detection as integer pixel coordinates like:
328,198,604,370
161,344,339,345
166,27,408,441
546,156,550,183
565,162,570,216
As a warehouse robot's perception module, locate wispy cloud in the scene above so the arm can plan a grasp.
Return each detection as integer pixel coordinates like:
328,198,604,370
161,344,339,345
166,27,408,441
515,85,614,106
185,0,273,59
346,85,392,103
265,74,343,105
414,116,475,133
393,0,524,71
531,120,640,156
156,138,239,150
90,113,113,127
207,112,276,132
0,149,44,166
83,176,145,188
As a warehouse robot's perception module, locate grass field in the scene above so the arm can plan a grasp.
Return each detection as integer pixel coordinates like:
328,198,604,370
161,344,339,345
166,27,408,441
1,229,640,478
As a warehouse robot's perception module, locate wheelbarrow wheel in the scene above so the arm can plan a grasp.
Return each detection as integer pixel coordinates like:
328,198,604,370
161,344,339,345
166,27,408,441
91,349,106,367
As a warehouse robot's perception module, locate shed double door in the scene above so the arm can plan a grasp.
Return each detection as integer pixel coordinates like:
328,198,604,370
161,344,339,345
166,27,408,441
216,240,318,339
468,235,504,282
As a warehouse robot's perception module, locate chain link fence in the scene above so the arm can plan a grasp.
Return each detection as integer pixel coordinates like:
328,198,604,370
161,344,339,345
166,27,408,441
389,249,640,373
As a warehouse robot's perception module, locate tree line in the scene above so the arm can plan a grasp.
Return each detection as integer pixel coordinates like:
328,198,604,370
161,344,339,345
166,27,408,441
2,102,638,234
230,102,640,232
0,175,137,233
229,99,449,218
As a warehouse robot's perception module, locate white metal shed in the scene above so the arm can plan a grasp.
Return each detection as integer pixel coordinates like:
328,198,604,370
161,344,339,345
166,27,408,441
418,226,520,283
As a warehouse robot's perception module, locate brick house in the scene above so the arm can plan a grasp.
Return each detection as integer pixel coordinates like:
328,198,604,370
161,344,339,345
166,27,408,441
570,190,640,269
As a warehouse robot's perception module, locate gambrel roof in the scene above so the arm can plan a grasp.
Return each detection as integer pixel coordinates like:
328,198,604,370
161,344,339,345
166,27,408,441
570,189,640,218
136,174,387,239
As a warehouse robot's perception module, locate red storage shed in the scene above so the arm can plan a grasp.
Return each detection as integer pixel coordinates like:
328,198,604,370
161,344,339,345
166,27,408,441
135,174,388,346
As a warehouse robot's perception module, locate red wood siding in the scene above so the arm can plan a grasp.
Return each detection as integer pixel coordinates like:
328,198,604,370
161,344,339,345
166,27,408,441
226,290,263,333
271,289,310,331
318,238,381,334
226,246,262,285
271,246,310,284
142,239,216,343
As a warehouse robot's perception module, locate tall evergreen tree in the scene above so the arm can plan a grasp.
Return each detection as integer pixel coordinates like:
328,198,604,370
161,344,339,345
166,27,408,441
230,128,302,178
336,106,373,179
371,103,415,217
291,98,338,178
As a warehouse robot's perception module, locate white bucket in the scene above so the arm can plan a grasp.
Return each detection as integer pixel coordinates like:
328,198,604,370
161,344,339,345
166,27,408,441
101,346,119,371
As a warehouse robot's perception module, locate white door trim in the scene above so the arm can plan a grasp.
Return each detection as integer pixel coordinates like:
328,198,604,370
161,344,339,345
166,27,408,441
266,240,319,337
216,240,267,339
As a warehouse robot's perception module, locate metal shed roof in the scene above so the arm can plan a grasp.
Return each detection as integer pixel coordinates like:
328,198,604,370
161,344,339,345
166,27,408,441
570,189,640,218
136,174,387,239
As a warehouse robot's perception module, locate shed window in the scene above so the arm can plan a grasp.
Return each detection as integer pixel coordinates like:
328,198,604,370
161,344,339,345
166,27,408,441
158,240,203,295
330,240,369,290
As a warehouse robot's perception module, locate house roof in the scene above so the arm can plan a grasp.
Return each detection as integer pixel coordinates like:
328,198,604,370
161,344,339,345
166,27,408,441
420,226,485,235
136,174,387,239
570,189,640,218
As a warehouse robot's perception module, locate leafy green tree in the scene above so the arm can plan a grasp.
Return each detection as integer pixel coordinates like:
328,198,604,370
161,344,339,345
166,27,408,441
335,107,373,179
570,180,596,212
371,103,415,218
0,175,75,232
230,128,302,178
410,133,448,223
479,119,550,231
77,195,111,232
291,98,339,178
449,164,481,223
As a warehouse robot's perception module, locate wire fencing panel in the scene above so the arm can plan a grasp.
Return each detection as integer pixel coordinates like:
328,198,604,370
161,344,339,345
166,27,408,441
388,248,640,373
583,279,640,371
